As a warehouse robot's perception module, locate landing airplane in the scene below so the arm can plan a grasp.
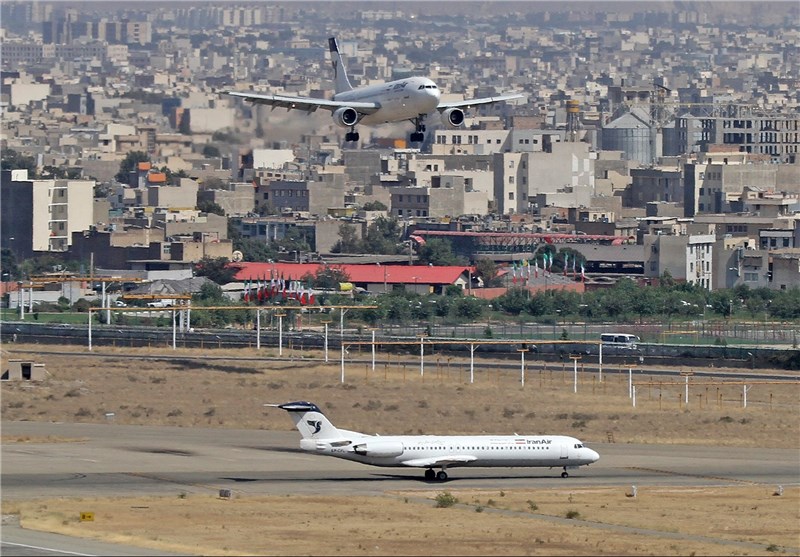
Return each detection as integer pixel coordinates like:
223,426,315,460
227,37,523,143
268,401,599,481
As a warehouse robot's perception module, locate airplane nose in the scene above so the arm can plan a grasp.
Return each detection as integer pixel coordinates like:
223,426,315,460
588,449,600,463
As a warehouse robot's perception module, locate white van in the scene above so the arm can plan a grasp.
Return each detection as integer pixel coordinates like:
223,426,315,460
146,299,174,308
600,333,640,349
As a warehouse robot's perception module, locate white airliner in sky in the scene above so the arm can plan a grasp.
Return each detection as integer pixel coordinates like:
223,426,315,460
269,401,599,481
228,37,523,143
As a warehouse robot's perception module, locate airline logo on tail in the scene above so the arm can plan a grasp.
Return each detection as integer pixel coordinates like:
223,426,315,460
307,420,322,434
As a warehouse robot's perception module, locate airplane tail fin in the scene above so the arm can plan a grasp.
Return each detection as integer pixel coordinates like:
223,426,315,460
328,37,353,94
267,401,342,440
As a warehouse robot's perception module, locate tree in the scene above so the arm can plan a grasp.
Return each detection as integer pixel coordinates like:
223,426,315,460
417,238,459,266
314,266,350,289
362,200,387,211
237,238,277,262
202,144,221,158
256,201,279,216
332,223,360,253
1,148,37,176
197,200,225,216
1,248,19,281
495,287,529,316
194,282,225,303
362,217,402,255
115,151,149,183
451,296,486,320
195,257,238,285
474,258,502,287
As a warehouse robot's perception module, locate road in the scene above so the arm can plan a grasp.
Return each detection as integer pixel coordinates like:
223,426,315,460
2,421,798,556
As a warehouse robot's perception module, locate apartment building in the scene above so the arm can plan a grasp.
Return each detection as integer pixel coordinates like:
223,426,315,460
1,170,94,257
675,112,800,163
390,176,489,219
643,232,715,289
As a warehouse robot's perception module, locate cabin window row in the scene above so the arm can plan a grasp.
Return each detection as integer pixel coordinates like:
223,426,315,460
406,445,549,451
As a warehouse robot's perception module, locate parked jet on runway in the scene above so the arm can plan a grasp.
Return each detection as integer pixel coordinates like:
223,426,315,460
227,37,523,143
268,401,599,481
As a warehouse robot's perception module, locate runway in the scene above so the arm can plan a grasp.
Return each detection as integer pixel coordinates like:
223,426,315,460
3,421,799,555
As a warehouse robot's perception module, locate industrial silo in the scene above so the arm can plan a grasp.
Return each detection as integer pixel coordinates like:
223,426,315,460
601,108,654,165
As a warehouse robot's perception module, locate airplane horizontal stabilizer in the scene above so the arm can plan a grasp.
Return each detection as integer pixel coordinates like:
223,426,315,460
401,455,478,468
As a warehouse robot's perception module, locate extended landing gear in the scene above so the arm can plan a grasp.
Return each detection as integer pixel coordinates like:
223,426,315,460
345,129,360,142
561,467,569,478
425,468,448,482
410,116,427,143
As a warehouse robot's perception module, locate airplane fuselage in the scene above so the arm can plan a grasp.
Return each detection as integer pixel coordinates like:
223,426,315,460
302,434,598,469
334,76,440,125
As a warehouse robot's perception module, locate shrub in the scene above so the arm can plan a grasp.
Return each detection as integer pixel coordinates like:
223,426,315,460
527,500,538,511
434,492,457,508
565,510,581,519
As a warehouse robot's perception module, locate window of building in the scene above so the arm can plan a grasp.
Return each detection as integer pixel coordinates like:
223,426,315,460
508,192,514,200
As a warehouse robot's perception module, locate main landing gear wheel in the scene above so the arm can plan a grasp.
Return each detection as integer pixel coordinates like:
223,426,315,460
561,468,569,478
425,469,436,481
410,117,426,143
345,131,359,142
436,470,448,482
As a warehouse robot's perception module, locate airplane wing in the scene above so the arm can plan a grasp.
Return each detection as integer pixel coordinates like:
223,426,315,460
401,455,478,468
227,91,380,114
437,93,524,111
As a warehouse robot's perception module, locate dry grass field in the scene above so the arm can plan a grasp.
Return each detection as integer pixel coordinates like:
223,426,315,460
1,344,798,447
2,343,799,555
3,486,797,556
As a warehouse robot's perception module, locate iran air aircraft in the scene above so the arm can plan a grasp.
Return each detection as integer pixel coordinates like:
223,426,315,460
268,401,599,482
227,37,523,143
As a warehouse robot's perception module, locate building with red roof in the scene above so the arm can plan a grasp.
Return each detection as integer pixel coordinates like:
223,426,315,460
232,262,473,295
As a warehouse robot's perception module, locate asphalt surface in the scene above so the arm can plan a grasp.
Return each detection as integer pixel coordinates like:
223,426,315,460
2,421,799,555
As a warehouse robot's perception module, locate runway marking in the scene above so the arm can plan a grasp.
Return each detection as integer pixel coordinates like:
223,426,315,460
625,466,759,484
2,541,93,556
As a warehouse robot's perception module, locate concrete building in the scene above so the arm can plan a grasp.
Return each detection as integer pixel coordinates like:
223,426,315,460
643,232,715,289
675,112,800,163
771,249,800,291
146,181,199,209
197,182,255,216
390,177,489,219
627,165,684,211
1,170,94,256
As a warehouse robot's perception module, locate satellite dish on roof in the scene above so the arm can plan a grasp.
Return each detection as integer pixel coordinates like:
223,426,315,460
231,250,243,262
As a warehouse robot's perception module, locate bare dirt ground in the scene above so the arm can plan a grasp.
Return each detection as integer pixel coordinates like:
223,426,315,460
2,344,799,555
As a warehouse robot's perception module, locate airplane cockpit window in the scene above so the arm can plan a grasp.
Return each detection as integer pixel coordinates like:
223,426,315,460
574,444,584,449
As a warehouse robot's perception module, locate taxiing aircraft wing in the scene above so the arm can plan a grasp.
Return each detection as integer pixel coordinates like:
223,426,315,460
401,455,478,468
437,93,524,111
227,91,380,114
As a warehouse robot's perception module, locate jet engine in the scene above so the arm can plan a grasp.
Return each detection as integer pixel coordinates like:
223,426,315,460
352,440,404,458
441,107,465,129
332,107,359,128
